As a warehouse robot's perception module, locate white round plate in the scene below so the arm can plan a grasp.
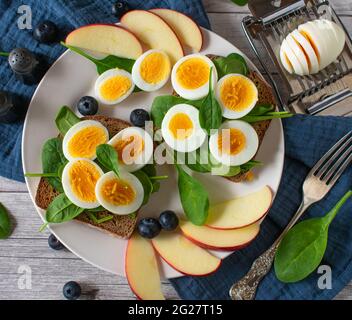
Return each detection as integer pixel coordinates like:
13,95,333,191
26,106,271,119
22,28,284,279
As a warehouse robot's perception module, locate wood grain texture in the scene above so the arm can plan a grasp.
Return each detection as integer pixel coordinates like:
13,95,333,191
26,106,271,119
0,0,351,300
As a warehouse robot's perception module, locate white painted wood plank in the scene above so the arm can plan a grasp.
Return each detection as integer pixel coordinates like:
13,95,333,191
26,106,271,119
0,177,27,192
203,0,352,15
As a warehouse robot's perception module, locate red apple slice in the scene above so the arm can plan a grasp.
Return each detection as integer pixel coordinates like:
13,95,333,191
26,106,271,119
151,232,221,276
149,8,203,52
180,220,260,250
65,24,143,59
121,10,184,64
206,186,272,230
125,233,165,300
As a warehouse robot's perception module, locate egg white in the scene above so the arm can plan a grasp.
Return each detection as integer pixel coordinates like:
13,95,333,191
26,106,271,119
209,120,259,166
63,120,109,161
171,54,218,100
161,103,207,153
62,158,104,209
95,69,135,105
216,73,258,120
95,171,144,215
280,39,305,76
108,127,154,172
132,49,171,92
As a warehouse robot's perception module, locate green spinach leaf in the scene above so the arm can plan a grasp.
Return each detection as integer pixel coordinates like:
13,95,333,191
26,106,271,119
231,0,248,7
274,190,352,283
87,212,114,224
0,202,11,239
213,53,249,78
96,144,120,177
241,111,293,123
141,164,161,193
42,138,68,192
240,160,262,173
55,106,80,135
176,164,209,225
199,68,223,134
46,194,85,223
133,170,153,205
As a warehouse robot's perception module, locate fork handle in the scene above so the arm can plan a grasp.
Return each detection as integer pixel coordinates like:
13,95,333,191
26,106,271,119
229,200,311,300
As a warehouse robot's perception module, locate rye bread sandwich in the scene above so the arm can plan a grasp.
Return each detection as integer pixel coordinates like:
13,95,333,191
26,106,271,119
35,115,138,239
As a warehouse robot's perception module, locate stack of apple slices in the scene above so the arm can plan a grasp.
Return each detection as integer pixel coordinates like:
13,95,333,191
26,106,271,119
125,186,272,300
280,19,345,76
65,9,204,63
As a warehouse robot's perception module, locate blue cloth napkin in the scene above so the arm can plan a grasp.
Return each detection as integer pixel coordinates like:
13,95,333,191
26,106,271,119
0,0,210,182
171,115,352,300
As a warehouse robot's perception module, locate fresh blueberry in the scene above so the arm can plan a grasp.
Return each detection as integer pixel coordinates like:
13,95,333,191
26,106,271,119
130,109,150,127
159,211,179,231
137,218,161,239
8,48,36,73
48,234,65,250
33,20,58,43
112,1,130,18
63,281,81,300
77,96,99,116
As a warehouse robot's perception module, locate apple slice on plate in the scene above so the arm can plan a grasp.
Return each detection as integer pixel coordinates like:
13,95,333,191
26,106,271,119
125,233,165,300
65,24,143,59
180,220,260,250
149,8,203,52
152,232,221,276
121,10,184,64
206,186,272,230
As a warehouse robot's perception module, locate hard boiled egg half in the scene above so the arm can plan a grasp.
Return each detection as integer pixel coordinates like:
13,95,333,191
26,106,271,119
209,120,259,166
95,69,135,105
161,104,206,153
171,54,218,100
216,74,258,119
63,120,109,161
95,171,144,215
108,127,153,172
62,159,104,209
132,49,171,92
280,19,345,76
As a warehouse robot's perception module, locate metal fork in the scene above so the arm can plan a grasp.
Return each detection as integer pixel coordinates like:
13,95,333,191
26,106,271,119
229,131,352,300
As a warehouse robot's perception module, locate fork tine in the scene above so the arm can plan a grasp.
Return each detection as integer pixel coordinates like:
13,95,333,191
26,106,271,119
326,151,352,186
312,131,352,178
322,143,352,182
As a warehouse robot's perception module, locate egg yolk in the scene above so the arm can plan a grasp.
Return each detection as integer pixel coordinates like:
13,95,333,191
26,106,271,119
218,128,246,155
113,135,145,164
220,76,257,112
169,113,194,140
176,58,210,89
100,75,132,101
140,52,171,84
68,126,108,158
101,178,135,206
69,160,101,202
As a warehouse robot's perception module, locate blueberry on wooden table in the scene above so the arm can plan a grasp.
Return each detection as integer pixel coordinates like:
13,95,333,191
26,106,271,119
159,210,179,231
33,20,58,43
77,96,99,116
48,234,65,250
63,281,81,300
112,1,130,18
137,218,161,239
130,108,150,127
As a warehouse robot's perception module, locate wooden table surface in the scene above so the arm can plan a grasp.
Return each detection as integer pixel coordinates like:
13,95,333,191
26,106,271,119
0,0,351,300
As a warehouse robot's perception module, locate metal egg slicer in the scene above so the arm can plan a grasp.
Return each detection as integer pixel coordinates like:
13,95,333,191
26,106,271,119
242,0,352,115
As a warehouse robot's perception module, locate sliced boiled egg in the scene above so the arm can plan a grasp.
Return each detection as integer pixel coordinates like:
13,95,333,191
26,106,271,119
95,69,135,105
161,103,206,153
95,171,144,215
62,159,104,209
171,54,218,100
209,120,259,166
132,49,171,92
286,33,310,75
108,127,153,172
63,120,109,161
216,74,258,119
290,29,320,74
280,38,305,76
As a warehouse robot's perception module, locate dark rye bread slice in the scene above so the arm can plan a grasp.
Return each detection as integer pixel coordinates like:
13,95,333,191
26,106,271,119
35,115,138,239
